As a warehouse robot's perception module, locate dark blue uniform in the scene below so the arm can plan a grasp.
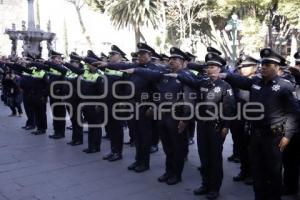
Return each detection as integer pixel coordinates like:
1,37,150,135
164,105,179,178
225,73,299,200
133,67,191,182
106,61,160,171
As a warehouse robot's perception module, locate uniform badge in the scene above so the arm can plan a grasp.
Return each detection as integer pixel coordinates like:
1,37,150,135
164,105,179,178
213,87,221,93
208,53,213,59
272,84,280,92
227,89,233,96
252,84,261,90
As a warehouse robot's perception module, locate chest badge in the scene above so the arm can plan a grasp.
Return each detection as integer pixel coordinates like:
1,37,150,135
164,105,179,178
272,84,280,92
213,87,221,93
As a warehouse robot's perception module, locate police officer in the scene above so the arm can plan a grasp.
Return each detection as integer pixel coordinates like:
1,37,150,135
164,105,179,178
282,51,300,195
46,50,68,139
221,48,299,200
175,51,235,200
95,43,160,172
64,52,85,146
231,55,259,185
123,47,192,185
80,56,104,153
102,45,127,162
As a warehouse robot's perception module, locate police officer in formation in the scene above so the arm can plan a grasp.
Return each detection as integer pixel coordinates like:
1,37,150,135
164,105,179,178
2,44,300,200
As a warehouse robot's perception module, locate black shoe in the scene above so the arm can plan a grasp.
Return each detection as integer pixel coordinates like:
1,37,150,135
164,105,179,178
25,126,35,130
82,148,100,154
206,191,219,200
108,153,122,162
124,140,132,145
158,173,171,183
188,138,194,145
233,172,246,182
49,135,65,139
22,125,27,129
150,145,158,153
103,152,114,160
31,130,46,135
134,164,149,173
67,141,83,146
166,176,181,185
128,162,139,171
66,126,73,130
193,186,209,195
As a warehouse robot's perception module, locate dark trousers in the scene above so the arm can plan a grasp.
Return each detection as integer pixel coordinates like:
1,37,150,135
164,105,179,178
232,120,251,175
49,97,66,136
106,113,124,154
134,108,152,167
83,105,102,150
188,120,195,139
151,120,159,146
23,92,35,127
197,121,224,192
31,93,47,131
230,120,241,158
250,130,282,200
127,118,136,143
67,97,83,142
283,133,300,193
158,114,188,179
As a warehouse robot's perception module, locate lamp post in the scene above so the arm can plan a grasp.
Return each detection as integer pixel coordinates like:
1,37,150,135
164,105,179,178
225,13,240,65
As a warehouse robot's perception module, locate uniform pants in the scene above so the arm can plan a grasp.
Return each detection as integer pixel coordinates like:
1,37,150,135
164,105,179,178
158,114,188,178
23,92,35,127
49,97,66,136
197,121,224,192
31,93,47,131
250,130,282,200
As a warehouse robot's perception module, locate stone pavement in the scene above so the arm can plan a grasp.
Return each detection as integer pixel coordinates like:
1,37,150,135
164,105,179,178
0,103,296,200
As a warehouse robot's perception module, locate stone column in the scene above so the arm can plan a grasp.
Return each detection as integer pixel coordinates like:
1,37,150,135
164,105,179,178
27,0,35,31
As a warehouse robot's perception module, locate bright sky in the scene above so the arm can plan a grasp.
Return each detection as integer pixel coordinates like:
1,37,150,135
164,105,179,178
1,0,158,57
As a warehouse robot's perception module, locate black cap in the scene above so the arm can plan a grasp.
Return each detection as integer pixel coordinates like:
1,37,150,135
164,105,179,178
160,54,169,61
137,43,155,54
69,52,81,62
260,48,285,65
207,47,222,55
239,55,260,67
83,57,98,65
294,52,300,65
100,53,108,60
49,50,63,58
205,53,226,67
151,51,163,61
185,52,196,60
110,45,126,57
169,47,190,61
87,50,101,61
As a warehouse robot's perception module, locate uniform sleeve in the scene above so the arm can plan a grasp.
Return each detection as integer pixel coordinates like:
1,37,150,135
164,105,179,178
221,83,236,129
281,83,300,139
225,73,253,90
64,62,84,75
134,68,163,81
106,62,135,70
177,72,206,90
44,61,68,75
186,62,205,73
30,61,50,71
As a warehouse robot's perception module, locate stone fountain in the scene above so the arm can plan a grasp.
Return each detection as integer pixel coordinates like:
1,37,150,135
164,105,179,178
4,0,56,58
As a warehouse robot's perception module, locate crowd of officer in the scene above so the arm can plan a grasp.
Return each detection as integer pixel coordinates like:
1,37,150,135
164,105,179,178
1,43,300,200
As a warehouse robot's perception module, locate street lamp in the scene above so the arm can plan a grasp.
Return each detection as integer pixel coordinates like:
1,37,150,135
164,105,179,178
225,13,240,65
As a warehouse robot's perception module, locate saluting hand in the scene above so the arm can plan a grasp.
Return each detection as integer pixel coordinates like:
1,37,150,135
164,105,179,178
178,121,187,134
278,137,290,152
92,61,107,67
164,73,178,78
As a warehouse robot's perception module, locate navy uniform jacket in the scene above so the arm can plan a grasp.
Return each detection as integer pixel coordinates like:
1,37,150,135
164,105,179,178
225,74,299,139
177,73,235,128
105,61,160,102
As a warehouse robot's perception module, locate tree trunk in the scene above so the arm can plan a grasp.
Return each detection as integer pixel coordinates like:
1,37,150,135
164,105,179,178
74,5,93,49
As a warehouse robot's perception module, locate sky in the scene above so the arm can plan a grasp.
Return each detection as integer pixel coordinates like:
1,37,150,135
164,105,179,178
0,0,158,57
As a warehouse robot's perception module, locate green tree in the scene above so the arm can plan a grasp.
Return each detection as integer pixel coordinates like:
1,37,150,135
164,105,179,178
96,0,162,49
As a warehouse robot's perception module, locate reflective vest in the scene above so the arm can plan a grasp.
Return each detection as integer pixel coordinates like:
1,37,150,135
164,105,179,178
31,68,46,79
49,67,62,76
66,70,78,79
104,68,123,77
83,70,101,82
